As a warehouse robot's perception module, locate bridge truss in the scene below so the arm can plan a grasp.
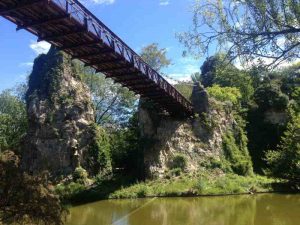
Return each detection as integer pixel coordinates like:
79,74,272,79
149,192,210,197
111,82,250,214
0,0,193,116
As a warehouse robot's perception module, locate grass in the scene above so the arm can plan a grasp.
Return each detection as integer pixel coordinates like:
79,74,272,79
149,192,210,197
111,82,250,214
110,170,276,199
56,169,282,204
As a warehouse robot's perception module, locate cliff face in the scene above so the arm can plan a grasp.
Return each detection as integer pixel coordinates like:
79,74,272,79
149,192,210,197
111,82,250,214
139,84,253,178
22,47,104,176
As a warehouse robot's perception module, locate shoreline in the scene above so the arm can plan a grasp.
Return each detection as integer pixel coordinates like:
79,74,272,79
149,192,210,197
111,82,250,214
57,172,298,206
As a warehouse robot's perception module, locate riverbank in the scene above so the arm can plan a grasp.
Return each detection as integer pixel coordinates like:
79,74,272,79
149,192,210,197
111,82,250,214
55,169,291,205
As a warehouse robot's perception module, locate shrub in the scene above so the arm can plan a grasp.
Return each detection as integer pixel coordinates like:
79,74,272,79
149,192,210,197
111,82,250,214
87,124,112,176
169,154,188,171
266,110,300,183
73,167,88,184
207,85,242,106
166,168,182,178
0,151,66,224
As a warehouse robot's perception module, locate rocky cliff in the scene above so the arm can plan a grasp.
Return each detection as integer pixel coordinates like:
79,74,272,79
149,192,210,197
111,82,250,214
139,83,253,178
22,47,111,177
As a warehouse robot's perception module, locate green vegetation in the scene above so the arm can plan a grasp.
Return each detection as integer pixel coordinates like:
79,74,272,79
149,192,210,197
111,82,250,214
140,43,171,72
207,85,242,106
74,62,137,126
178,0,300,66
0,151,65,225
169,154,188,171
108,172,275,199
222,130,253,176
0,90,27,152
87,124,112,176
266,109,300,183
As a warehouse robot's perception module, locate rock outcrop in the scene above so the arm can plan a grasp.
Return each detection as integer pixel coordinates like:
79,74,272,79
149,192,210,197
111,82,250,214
139,86,253,178
22,47,109,177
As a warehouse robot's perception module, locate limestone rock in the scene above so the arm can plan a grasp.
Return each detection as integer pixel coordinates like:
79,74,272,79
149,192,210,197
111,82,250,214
191,82,209,114
139,97,246,178
22,47,97,176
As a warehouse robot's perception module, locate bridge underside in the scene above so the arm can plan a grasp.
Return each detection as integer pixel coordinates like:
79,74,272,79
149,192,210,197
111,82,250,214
0,0,193,117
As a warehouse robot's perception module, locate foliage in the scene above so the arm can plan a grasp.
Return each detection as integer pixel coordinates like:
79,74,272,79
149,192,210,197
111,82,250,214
169,154,188,171
207,85,242,106
0,90,28,152
73,61,137,126
110,113,144,179
110,172,275,199
178,0,300,67
140,43,171,72
291,86,300,111
197,54,254,104
73,167,89,184
266,109,300,183
254,82,289,111
174,82,193,100
222,116,253,176
246,69,296,172
0,151,66,225
55,182,86,202
199,54,226,87
87,124,112,176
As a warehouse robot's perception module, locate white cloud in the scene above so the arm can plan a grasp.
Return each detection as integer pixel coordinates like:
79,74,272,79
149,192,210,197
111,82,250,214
160,0,170,6
19,62,34,67
30,41,51,55
234,56,300,70
81,0,115,5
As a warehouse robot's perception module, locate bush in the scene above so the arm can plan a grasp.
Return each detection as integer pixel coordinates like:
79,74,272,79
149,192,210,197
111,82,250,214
169,154,188,171
0,151,66,224
222,131,253,176
73,167,88,184
166,168,182,178
266,110,300,183
87,124,112,176
207,85,242,106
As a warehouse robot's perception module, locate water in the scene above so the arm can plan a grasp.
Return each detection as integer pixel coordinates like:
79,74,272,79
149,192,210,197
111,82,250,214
66,194,300,225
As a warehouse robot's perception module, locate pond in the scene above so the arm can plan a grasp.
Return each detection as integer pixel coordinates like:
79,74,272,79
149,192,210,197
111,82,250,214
66,194,300,225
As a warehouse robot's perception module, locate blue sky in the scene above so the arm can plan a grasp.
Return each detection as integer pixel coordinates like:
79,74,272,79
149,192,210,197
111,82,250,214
0,0,203,92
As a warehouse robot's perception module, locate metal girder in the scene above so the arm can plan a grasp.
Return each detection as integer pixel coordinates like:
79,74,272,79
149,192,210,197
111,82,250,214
72,49,113,59
130,83,157,90
115,75,145,82
105,72,139,79
85,59,121,67
60,40,101,51
0,0,193,116
39,29,86,42
17,14,70,31
120,79,153,86
0,0,47,15
99,65,131,73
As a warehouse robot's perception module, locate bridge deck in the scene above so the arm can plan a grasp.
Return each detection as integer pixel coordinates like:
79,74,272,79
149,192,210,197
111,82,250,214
0,0,193,116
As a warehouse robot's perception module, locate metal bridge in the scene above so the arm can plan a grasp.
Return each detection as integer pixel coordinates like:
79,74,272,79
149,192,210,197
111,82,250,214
0,0,193,117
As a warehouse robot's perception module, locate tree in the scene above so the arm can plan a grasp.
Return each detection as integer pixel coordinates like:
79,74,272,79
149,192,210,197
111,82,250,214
254,82,289,111
178,0,300,67
198,54,254,104
140,43,171,72
199,54,227,87
73,61,137,126
110,113,144,179
0,151,66,224
207,85,242,106
266,109,300,183
0,90,28,152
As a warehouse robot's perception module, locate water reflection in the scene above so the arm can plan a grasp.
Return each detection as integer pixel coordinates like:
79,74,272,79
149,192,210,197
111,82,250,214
66,194,300,225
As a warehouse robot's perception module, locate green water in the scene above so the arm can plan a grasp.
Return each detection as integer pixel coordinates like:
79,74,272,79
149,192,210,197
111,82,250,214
66,194,300,225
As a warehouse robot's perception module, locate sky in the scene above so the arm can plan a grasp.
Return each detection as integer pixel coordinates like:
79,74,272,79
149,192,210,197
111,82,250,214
0,0,203,92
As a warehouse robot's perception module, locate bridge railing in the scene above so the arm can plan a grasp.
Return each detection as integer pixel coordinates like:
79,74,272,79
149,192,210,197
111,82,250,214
51,0,193,111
